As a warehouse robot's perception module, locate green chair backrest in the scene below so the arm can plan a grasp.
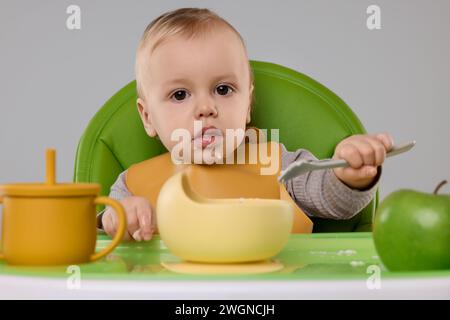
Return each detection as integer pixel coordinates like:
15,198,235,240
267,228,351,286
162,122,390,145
74,60,378,232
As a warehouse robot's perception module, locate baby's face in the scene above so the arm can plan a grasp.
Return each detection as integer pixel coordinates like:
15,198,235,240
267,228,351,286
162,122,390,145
137,26,253,159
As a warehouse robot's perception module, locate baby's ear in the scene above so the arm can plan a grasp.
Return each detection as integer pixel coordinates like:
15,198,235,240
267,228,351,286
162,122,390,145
137,98,158,138
246,84,254,124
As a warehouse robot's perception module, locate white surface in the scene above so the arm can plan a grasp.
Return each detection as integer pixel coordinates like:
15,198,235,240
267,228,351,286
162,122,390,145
0,275,449,299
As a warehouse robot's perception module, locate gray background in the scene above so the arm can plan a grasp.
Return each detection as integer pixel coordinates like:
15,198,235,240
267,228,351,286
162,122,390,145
1,0,449,202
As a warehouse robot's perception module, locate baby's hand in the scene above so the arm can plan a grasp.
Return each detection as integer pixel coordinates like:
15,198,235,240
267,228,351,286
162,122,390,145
332,133,394,190
102,196,155,242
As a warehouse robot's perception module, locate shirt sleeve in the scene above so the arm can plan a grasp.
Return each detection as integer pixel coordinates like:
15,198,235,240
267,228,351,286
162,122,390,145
96,170,132,232
280,143,381,220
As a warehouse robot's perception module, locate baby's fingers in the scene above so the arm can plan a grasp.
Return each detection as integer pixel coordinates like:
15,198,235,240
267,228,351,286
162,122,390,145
102,210,115,236
373,133,394,152
342,165,378,180
335,144,364,168
136,202,154,241
364,137,387,166
132,229,143,242
103,209,132,241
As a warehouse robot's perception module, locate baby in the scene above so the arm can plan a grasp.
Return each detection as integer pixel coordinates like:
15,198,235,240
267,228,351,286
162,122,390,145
97,8,394,241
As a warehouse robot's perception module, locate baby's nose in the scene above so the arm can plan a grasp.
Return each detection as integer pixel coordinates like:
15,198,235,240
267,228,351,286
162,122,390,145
197,110,216,117
195,104,217,118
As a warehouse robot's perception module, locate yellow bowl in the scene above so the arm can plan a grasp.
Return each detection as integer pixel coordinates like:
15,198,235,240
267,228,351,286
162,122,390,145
156,171,294,263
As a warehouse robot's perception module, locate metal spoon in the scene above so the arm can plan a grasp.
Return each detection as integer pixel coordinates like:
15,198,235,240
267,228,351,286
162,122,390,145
278,140,416,183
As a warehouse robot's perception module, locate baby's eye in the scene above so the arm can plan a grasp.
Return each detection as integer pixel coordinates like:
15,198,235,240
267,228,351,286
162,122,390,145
215,84,233,96
171,90,189,101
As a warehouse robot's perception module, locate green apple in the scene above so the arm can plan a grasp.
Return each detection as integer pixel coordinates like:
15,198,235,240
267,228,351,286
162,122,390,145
373,180,450,271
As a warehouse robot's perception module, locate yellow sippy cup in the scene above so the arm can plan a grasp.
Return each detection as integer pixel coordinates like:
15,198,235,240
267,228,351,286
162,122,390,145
0,149,127,266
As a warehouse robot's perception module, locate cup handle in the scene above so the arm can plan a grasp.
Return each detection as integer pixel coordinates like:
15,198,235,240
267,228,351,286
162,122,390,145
0,196,3,259
90,196,127,262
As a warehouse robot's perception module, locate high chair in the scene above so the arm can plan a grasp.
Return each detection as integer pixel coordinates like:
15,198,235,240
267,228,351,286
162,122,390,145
73,60,378,232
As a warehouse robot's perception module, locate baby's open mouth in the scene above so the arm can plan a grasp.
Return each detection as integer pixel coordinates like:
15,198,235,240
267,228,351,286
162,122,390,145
193,134,215,149
201,134,215,148
192,126,221,149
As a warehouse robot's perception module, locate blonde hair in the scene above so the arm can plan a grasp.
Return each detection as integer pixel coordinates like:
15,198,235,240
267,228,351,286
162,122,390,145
135,8,254,106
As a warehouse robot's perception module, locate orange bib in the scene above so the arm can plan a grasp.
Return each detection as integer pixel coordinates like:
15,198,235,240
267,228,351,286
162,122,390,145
126,137,313,234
